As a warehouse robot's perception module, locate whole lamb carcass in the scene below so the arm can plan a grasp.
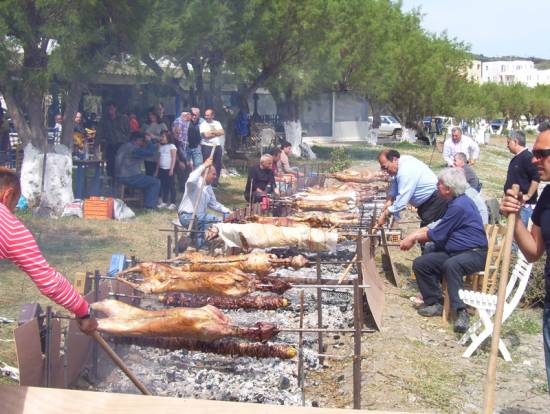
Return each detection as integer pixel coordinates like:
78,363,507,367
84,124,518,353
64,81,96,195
117,265,290,296
92,299,277,342
330,168,381,184
294,198,353,212
205,222,338,251
289,211,359,228
177,250,309,276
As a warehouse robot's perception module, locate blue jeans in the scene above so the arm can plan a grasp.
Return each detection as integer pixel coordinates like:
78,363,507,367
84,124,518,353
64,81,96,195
544,306,550,393
117,174,160,209
179,212,221,248
520,204,534,227
186,147,203,169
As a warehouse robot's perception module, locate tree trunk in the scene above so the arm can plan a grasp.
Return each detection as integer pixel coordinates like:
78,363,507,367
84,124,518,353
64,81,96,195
191,60,205,110
274,90,302,157
61,81,85,147
3,85,47,149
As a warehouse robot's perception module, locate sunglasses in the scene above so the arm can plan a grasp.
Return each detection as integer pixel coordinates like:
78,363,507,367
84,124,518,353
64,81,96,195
532,148,550,159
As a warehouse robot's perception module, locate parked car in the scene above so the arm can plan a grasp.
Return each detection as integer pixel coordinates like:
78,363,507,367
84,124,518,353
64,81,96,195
423,116,456,134
368,115,402,137
490,119,504,133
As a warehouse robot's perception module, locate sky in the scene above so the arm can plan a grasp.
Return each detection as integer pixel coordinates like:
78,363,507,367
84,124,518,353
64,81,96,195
400,0,550,59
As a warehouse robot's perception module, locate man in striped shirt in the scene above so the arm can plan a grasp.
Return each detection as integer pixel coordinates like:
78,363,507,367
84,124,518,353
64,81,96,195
0,168,97,334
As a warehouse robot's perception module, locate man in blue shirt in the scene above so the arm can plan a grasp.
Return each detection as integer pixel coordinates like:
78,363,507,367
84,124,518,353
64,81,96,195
115,131,160,209
377,149,448,228
400,168,488,333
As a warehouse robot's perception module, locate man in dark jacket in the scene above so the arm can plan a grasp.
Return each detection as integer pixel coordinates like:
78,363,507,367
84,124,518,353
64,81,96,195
505,130,540,226
244,154,280,202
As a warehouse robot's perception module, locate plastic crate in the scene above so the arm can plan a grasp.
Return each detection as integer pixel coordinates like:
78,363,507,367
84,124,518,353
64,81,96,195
83,196,114,220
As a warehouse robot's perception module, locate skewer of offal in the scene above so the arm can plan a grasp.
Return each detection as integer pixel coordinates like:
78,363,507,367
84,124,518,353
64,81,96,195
111,336,296,359
160,292,290,310
92,299,278,342
116,264,291,296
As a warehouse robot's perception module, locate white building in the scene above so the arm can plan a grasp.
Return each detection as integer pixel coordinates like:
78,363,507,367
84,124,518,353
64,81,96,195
479,60,550,87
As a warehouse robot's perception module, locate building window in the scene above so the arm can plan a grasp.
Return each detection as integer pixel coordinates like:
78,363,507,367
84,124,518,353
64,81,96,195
501,65,506,72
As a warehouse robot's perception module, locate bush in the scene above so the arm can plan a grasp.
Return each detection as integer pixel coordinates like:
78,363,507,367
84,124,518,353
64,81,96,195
328,146,351,173
522,259,546,307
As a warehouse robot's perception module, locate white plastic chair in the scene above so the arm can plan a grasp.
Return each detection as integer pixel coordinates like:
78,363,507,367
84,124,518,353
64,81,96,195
458,250,533,362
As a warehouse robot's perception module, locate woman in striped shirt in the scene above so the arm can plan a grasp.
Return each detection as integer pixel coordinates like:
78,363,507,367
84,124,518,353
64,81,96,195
0,168,97,334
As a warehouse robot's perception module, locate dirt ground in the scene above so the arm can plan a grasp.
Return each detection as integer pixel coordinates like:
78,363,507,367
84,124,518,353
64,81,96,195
305,213,548,414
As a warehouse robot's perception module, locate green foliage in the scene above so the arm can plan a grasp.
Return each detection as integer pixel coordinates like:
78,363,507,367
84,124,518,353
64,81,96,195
523,259,547,307
328,146,351,173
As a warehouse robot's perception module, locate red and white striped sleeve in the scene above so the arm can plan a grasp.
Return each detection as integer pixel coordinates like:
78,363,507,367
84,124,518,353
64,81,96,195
0,204,89,317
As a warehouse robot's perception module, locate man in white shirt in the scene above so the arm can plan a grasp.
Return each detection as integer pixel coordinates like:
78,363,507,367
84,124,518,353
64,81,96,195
200,108,224,186
177,157,230,248
442,127,480,167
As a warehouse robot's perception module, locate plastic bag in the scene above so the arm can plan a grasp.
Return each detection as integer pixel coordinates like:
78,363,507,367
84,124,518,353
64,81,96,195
113,198,135,220
61,200,83,218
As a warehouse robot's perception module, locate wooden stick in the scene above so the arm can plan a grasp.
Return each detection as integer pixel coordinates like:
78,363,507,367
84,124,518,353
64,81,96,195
338,254,357,284
482,184,519,413
92,332,151,395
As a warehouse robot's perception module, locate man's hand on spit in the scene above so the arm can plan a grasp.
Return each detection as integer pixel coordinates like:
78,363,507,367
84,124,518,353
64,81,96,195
203,157,213,168
376,209,388,228
399,234,416,251
500,188,523,217
77,315,98,335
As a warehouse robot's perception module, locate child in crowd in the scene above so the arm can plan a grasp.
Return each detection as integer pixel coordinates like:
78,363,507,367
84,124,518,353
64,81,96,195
155,130,177,209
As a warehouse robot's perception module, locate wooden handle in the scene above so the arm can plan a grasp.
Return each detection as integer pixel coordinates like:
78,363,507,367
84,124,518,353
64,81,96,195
482,184,519,413
187,145,218,232
92,331,151,395
338,254,357,284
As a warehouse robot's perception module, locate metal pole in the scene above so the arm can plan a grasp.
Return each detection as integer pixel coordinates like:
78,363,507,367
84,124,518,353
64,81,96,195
356,231,364,286
45,305,53,387
298,291,305,406
173,224,178,255
316,254,324,365
92,270,100,380
353,279,362,409
167,235,172,260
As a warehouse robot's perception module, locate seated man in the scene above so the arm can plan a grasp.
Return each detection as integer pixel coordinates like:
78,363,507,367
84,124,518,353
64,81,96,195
177,157,230,248
278,141,300,176
115,131,160,209
244,154,280,203
453,152,481,191
400,168,488,333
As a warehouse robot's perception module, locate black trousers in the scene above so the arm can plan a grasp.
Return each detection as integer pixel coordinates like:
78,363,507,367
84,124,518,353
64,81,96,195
105,143,123,178
417,190,449,227
158,168,176,204
201,144,222,186
413,249,487,310
144,160,157,176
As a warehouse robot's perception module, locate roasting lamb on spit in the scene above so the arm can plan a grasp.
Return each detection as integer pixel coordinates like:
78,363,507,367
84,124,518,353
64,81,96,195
117,264,290,296
92,299,278,342
205,223,338,251
247,213,358,228
173,250,309,276
294,198,353,212
330,168,386,184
